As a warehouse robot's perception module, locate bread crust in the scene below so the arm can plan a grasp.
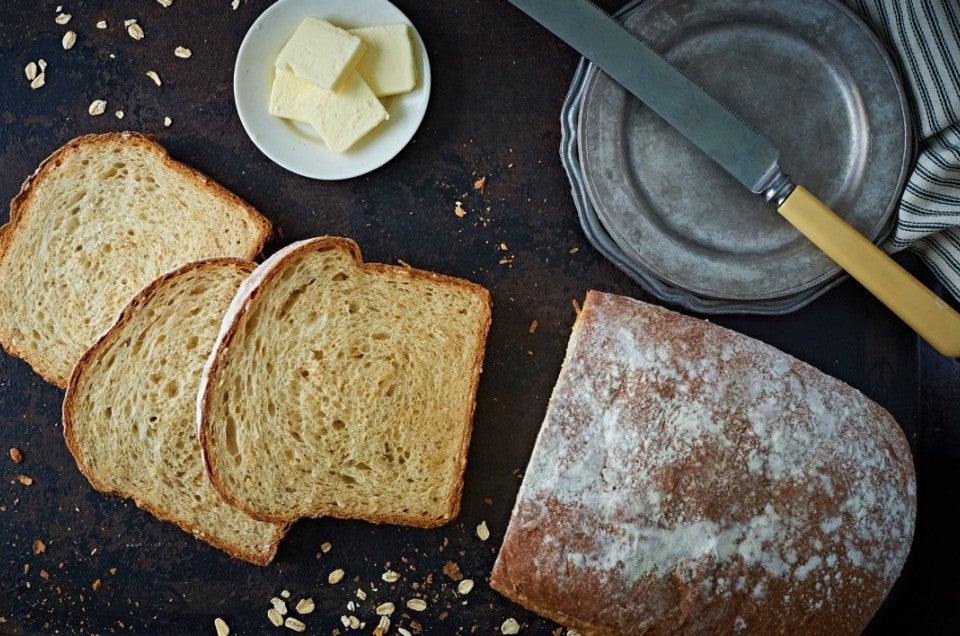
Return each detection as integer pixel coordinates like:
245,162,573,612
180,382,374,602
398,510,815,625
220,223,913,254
62,258,289,566
490,290,916,635
198,236,492,526
0,131,272,387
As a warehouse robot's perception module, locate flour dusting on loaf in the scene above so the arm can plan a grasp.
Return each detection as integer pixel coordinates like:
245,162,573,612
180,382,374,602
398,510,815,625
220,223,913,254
490,291,916,635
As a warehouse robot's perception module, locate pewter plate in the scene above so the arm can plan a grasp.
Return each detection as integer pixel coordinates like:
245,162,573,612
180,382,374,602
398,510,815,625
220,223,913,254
574,0,911,307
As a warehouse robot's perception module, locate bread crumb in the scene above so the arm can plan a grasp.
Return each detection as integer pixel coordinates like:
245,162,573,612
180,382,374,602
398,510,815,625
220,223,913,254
454,201,467,218
569,246,579,254
572,299,581,315
109,567,117,575
476,520,490,541
501,618,521,634
473,176,487,192
9,448,23,464
39,569,50,580
528,320,538,334
442,560,463,581
92,579,102,591
16,474,33,486
320,541,332,553
96,20,107,28
214,617,230,636
32,539,46,554
280,589,290,599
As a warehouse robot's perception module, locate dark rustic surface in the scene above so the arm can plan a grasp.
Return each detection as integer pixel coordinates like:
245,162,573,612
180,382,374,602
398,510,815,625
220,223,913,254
1,1,957,634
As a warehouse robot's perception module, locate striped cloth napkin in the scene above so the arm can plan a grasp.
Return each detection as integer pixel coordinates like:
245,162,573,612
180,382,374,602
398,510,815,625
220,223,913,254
846,0,960,302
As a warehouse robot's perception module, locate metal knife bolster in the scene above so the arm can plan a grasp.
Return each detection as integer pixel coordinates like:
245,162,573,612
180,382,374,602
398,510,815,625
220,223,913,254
757,167,795,206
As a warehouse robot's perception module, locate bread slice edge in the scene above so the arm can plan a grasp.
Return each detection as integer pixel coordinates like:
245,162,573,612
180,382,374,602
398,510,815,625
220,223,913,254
197,236,493,525
62,257,290,566
0,131,273,388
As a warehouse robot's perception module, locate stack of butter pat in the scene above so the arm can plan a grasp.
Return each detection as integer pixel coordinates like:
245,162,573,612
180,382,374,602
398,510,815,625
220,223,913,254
270,18,418,153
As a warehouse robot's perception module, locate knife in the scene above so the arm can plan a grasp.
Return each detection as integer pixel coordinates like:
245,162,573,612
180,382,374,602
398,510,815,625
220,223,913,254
510,0,960,357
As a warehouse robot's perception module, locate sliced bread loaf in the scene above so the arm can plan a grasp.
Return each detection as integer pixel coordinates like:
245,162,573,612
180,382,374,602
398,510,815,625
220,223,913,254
63,258,288,565
0,132,272,387
198,237,492,527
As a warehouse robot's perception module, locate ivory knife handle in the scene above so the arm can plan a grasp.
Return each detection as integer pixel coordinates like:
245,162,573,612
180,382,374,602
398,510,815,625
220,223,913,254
778,185,960,357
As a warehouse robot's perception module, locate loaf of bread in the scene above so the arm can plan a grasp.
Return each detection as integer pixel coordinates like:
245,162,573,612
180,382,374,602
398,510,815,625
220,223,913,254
490,291,916,635
0,132,271,387
199,237,492,527
63,259,288,565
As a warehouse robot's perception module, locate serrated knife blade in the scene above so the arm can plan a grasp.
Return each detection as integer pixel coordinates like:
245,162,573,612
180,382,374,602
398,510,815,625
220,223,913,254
509,0,960,357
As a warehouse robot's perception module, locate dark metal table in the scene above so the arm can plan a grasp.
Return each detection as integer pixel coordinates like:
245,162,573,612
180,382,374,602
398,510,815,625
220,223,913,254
1,1,957,634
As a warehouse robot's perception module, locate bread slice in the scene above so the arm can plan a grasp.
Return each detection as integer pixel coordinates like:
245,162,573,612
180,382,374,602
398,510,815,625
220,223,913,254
63,258,288,565
198,237,492,526
490,291,916,635
0,132,272,388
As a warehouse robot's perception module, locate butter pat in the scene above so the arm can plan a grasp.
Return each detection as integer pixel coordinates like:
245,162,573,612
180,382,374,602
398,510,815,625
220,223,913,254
275,18,364,90
270,69,388,153
349,24,417,97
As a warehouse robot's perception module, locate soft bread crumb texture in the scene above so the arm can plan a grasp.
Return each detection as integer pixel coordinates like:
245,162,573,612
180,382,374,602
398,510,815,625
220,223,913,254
201,238,491,526
0,132,271,387
63,259,286,565
490,291,916,635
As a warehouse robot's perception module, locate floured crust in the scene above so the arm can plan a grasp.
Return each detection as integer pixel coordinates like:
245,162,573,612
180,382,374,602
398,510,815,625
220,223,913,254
63,258,288,566
0,132,272,387
490,291,916,635
198,236,492,526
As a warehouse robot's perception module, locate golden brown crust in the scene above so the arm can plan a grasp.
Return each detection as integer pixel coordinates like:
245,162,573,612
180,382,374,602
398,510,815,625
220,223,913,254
0,132,273,387
62,258,288,566
490,290,916,635
198,236,492,526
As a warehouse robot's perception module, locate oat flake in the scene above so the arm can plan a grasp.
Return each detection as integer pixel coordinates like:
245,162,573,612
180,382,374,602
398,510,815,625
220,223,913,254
88,99,107,116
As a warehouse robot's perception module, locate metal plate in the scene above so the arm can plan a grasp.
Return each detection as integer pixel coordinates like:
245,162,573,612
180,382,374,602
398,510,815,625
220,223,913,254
576,0,911,305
